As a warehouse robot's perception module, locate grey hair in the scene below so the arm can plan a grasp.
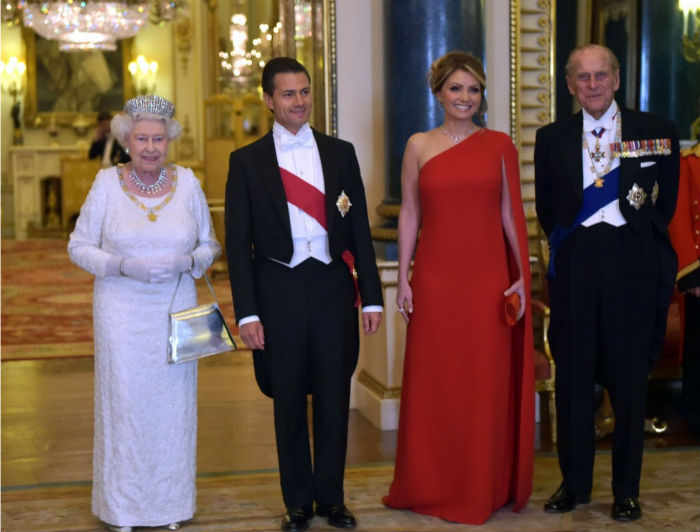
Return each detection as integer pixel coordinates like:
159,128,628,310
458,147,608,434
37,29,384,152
564,44,620,77
110,112,182,148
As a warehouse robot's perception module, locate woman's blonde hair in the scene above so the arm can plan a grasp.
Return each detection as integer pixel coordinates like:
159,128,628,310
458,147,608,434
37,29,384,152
428,50,487,124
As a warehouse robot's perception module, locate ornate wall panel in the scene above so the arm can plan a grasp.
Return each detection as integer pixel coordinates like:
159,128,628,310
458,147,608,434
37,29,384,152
510,0,555,243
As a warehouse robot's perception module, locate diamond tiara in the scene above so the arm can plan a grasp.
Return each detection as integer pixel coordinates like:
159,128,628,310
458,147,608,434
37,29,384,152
124,95,175,120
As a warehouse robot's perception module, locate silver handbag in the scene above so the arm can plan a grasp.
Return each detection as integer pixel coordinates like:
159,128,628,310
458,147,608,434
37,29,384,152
167,272,236,364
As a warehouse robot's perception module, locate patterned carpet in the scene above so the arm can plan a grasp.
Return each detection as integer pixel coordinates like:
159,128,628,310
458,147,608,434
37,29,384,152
1,239,238,361
2,450,699,532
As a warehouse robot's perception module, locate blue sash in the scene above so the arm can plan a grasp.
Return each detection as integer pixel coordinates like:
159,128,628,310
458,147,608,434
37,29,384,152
547,166,620,278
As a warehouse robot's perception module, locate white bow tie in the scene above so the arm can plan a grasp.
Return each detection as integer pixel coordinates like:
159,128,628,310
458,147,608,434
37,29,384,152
279,128,315,150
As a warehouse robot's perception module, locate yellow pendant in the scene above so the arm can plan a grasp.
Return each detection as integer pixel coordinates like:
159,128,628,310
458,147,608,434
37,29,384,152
148,213,158,222
594,178,605,188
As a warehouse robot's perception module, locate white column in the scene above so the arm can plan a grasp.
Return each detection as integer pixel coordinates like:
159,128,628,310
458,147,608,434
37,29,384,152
485,0,512,135
351,261,405,430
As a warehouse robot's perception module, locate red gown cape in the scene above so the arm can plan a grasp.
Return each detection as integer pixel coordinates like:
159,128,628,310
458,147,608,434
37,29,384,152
503,132,535,511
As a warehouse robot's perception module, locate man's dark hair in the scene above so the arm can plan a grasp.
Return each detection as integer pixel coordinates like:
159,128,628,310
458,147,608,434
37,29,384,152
97,110,112,122
261,57,310,96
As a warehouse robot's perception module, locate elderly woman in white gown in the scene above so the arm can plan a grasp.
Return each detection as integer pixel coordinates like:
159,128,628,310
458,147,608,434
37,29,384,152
68,95,221,532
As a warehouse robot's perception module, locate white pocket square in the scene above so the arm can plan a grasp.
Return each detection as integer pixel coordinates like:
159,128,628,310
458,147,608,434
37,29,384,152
640,161,656,168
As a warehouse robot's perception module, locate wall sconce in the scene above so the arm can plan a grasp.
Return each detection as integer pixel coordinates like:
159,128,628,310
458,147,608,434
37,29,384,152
128,55,159,95
0,56,27,145
680,0,700,62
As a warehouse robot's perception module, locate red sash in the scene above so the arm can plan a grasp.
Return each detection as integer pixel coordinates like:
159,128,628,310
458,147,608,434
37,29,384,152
279,167,327,230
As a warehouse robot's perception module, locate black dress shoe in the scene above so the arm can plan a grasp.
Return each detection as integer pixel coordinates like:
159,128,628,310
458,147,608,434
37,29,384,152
316,504,357,529
281,508,311,531
611,497,642,521
543,485,591,513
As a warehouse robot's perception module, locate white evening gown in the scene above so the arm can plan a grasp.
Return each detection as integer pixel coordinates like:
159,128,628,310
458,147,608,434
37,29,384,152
68,165,221,527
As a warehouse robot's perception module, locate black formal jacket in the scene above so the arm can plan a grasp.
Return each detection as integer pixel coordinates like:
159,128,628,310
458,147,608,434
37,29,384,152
225,129,383,324
534,103,681,364
88,137,130,166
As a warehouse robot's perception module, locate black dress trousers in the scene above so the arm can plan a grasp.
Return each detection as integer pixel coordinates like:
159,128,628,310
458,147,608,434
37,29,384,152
548,223,657,499
254,256,359,510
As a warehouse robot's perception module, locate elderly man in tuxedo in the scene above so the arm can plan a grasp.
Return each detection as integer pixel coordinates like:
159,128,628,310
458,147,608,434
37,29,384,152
225,57,383,532
534,44,680,522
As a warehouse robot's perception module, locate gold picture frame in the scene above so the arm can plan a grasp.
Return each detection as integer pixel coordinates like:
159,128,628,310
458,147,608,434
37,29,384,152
22,28,135,127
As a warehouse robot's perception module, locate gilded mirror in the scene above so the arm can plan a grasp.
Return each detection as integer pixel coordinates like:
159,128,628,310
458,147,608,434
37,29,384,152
206,0,336,135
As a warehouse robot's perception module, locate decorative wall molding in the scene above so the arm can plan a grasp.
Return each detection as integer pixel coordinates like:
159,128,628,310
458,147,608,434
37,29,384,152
510,0,555,287
172,1,203,162
174,17,193,74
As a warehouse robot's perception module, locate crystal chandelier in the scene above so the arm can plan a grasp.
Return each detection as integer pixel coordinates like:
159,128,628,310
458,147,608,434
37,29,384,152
218,14,281,93
22,1,148,51
2,0,25,26
19,0,184,52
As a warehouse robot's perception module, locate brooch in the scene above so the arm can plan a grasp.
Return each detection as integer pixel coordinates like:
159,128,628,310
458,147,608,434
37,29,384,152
336,190,352,217
626,182,647,211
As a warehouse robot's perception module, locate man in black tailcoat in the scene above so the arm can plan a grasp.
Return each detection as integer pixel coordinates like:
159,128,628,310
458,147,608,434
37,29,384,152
89,110,130,167
535,44,680,522
225,57,383,532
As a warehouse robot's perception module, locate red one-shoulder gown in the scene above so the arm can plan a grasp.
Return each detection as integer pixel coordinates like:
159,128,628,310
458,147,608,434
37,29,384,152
383,129,535,524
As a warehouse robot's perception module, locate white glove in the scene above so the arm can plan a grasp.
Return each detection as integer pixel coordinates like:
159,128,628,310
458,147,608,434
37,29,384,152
119,257,172,283
157,254,194,275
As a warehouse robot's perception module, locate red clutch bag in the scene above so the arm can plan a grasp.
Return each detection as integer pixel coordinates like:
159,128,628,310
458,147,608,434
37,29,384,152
504,292,521,326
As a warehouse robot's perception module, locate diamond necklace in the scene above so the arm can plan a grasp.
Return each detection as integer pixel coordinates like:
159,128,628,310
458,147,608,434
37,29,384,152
118,165,177,222
440,124,476,145
130,165,167,195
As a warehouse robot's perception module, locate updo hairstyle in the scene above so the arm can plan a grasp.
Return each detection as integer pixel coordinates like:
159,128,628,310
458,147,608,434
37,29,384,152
428,50,488,124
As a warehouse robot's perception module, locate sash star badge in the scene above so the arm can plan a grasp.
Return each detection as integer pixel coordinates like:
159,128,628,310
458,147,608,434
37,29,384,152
626,182,647,211
336,190,352,217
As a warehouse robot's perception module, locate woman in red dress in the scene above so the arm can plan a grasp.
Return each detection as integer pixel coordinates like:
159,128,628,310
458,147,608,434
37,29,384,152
382,51,535,524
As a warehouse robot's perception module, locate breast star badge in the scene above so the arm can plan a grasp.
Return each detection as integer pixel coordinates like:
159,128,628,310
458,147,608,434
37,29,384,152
336,190,352,218
626,182,647,211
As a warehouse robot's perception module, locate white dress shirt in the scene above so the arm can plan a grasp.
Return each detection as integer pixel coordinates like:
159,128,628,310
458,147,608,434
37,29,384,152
271,121,332,267
580,101,626,227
